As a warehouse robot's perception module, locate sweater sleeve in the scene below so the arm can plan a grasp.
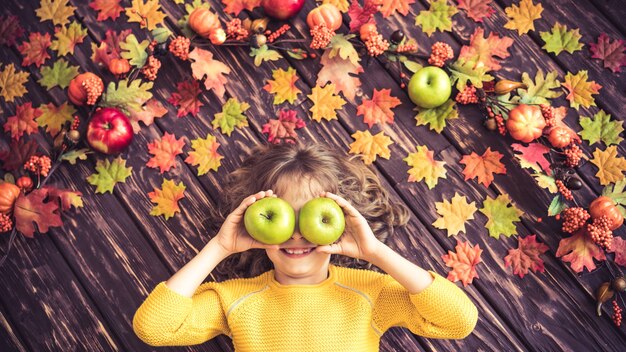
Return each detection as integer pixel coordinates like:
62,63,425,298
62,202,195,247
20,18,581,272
132,281,231,346
371,270,478,339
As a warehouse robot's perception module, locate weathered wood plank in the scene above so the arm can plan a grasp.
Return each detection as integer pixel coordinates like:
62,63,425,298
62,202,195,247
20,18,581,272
0,302,28,352
588,0,626,35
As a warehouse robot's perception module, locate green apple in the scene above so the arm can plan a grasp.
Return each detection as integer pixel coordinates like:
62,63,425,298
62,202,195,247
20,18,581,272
298,197,345,245
244,197,296,245
408,66,451,109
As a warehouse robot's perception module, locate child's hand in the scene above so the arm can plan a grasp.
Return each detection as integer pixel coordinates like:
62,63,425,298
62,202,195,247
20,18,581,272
314,192,383,261
213,190,281,255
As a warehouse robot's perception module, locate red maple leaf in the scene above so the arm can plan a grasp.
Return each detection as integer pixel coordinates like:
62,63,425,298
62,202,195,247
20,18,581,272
262,109,305,144
608,236,626,268
13,188,63,238
4,103,42,140
457,0,495,23
442,240,483,287
356,88,401,128
504,234,549,278
17,32,51,67
348,0,379,32
0,138,39,171
146,132,186,173
556,227,606,273
89,0,123,21
589,33,626,73
92,29,131,67
511,142,552,174
167,79,204,118
0,15,26,47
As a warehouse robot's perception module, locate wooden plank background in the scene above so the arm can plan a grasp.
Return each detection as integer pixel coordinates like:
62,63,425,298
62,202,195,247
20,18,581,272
1,0,625,351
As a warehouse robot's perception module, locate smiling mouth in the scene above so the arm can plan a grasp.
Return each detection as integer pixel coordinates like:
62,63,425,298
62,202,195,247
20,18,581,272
280,248,314,256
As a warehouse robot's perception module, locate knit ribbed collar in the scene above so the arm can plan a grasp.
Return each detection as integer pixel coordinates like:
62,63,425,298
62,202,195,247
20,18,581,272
268,264,337,289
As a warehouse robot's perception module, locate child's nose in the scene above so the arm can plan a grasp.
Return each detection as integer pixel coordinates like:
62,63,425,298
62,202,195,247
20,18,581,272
291,231,303,240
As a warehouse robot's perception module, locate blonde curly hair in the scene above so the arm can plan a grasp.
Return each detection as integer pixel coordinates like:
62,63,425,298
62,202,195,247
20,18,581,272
205,140,410,279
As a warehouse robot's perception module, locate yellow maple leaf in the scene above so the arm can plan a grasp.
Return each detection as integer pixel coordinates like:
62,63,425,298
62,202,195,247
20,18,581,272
308,83,346,122
562,70,602,110
36,102,76,136
0,64,29,103
148,178,186,220
50,21,87,56
349,130,393,165
590,146,626,186
432,192,478,237
263,67,302,105
503,0,543,35
125,0,166,30
36,0,76,26
323,0,350,12
403,145,447,189
184,133,224,176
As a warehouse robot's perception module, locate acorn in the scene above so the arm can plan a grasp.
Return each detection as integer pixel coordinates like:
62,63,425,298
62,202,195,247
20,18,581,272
390,30,404,45
494,80,528,95
251,34,267,48
251,18,269,34
484,118,497,131
67,129,81,143
613,276,626,293
566,177,582,190
595,281,615,316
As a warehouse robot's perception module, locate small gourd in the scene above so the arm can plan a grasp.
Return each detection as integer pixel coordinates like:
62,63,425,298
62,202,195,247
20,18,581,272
505,104,546,143
188,8,221,38
108,58,131,76
306,4,342,32
589,196,624,230
0,183,21,215
68,72,103,106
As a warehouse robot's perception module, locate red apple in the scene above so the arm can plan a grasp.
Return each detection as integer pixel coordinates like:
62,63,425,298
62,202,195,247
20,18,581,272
86,107,133,154
261,0,305,20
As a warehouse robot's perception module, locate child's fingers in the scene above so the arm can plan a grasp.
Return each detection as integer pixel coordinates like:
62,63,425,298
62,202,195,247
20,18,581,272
232,190,273,216
321,192,359,217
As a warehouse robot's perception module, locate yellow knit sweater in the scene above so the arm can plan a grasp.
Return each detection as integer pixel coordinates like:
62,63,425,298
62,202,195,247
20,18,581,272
133,264,478,350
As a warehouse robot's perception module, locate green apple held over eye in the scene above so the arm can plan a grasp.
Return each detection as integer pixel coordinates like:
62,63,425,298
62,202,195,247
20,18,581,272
408,66,451,109
244,197,295,245
299,197,345,246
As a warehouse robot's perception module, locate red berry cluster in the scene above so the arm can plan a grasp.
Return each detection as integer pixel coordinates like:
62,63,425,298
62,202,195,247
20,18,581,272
142,55,161,81
555,179,574,201
226,18,249,41
613,299,623,327
540,104,557,127
396,42,417,53
310,24,334,49
561,207,590,233
365,32,390,56
24,155,51,177
83,77,103,105
169,36,191,61
0,213,12,232
587,215,613,249
455,85,479,104
266,24,290,43
564,144,583,168
71,116,80,130
486,106,506,135
428,42,453,67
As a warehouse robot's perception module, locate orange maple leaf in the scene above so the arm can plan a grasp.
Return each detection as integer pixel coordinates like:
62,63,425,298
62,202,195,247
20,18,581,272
148,178,186,220
357,88,401,128
188,47,231,98
442,240,483,287
380,0,415,17
562,70,602,110
556,227,606,273
185,133,224,176
221,0,261,15
146,132,186,174
504,234,549,278
17,32,51,67
460,147,506,187
458,27,513,71
89,0,124,21
349,130,393,165
4,102,41,140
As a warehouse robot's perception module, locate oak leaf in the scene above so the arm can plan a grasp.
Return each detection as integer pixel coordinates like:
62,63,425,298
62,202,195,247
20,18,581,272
42,186,84,211
120,34,149,67
556,227,606,273
100,78,153,115
608,236,626,268
14,188,63,238
442,240,483,287
479,193,523,239
432,192,477,236
262,109,305,144
448,59,494,91
504,234,549,278
185,133,224,176
146,132,186,174
403,145,447,189
349,130,393,165
168,79,204,118
129,98,167,133
357,88,401,128
4,103,42,140
380,0,415,17
514,69,562,104
562,70,601,110
188,48,231,98
317,48,363,103
148,178,186,220
503,0,542,35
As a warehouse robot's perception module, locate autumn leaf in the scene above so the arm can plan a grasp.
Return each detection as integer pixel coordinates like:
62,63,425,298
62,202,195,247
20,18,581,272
129,98,167,133
0,138,38,171
479,193,523,239
317,48,363,103
442,240,483,287
249,45,281,67
37,102,76,136
0,15,25,47
148,178,186,220
17,32,52,67
100,78,153,115
328,34,360,66
579,110,624,147
125,0,166,30
60,148,91,165
221,0,261,15
504,234,549,278
91,29,131,67
415,0,458,36
556,227,606,273
36,0,76,26
532,173,557,194
213,97,250,136
511,142,551,174
514,69,562,104
0,64,29,103
349,130,393,165
38,59,79,90
146,132,186,174
432,192,477,236
403,145,447,189
460,147,506,187
89,0,123,21
380,0,415,17
264,67,302,105
14,188,63,238
457,0,494,23
185,133,224,176
120,34,149,67
4,103,42,140
602,179,626,218
540,22,583,55
357,88,401,128
608,236,626,267
50,21,87,56
347,0,378,32
590,146,626,186
42,186,84,211
562,70,602,110
448,59,494,91
262,109,305,144
188,47,231,98
86,156,133,194
503,0,543,35
414,99,459,133
458,27,513,71
168,79,204,118
589,33,626,73
308,83,346,122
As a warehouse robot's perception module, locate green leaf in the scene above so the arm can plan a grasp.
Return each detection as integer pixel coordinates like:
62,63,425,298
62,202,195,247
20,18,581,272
60,148,91,165
448,59,494,91
286,50,306,60
249,45,281,67
579,109,624,146
120,34,149,67
547,194,566,216
480,193,523,239
415,0,458,36
540,22,583,55
515,69,562,104
414,99,459,133
212,97,250,136
38,59,79,89
328,34,360,66
602,179,626,217
101,79,154,115
151,27,172,44
86,156,133,194
403,60,422,73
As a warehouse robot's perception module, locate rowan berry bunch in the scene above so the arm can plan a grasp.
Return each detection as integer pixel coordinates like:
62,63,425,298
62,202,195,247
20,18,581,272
310,23,334,50
613,300,623,327
587,215,613,250
456,85,479,104
540,104,557,127
428,42,453,67
0,214,12,233
169,36,191,60
556,179,574,201
561,207,590,233
226,19,249,41
83,77,103,105
24,155,52,177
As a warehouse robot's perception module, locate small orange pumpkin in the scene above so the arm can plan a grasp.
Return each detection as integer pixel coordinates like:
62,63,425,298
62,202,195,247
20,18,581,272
307,4,342,32
359,23,377,41
506,104,546,143
0,183,21,215
16,176,33,192
68,72,103,106
209,28,226,45
548,126,572,148
189,8,221,38
108,58,131,76
589,196,624,231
